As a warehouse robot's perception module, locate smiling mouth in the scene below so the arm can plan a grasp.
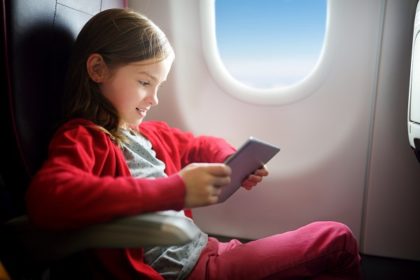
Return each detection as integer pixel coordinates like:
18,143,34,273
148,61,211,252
136,107,148,117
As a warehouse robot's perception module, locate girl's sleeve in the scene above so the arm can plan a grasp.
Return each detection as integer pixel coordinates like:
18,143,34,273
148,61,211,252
141,121,237,168
26,124,186,231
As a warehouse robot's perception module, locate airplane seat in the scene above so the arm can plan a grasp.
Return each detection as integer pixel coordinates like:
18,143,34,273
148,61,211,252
0,0,200,279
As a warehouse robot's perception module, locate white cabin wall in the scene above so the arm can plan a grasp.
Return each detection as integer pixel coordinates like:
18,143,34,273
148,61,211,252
128,0,420,261
362,0,420,261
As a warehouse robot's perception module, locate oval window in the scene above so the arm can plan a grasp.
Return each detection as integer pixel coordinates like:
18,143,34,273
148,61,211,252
215,0,327,89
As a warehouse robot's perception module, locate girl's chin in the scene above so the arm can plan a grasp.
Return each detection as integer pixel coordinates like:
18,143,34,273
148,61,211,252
120,119,143,130
130,119,144,128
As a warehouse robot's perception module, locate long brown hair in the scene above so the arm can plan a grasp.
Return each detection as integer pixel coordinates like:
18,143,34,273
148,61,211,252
63,8,173,142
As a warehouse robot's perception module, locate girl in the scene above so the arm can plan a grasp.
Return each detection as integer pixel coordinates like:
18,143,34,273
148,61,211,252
26,8,361,280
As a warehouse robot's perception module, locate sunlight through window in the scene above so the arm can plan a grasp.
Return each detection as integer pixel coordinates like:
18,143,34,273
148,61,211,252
215,0,327,89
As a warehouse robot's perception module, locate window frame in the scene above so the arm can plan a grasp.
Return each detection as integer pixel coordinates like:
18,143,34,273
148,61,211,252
199,0,331,105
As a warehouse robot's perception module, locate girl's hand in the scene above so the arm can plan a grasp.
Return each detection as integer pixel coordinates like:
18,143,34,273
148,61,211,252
179,163,231,208
241,166,269,190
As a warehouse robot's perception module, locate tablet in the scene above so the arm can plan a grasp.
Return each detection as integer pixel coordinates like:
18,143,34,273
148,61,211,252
218,137,280,203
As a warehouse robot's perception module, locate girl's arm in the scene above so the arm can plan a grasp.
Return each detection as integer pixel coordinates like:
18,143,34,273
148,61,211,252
26,121,186,231
141,121,268,192
140,121,236,169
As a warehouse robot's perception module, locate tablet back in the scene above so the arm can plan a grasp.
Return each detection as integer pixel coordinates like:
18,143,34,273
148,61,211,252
218,137,280,203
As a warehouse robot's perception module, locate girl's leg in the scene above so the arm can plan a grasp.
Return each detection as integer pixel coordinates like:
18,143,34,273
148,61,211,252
188,221,361,280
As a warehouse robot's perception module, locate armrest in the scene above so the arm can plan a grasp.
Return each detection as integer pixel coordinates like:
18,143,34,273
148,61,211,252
4,212,200,263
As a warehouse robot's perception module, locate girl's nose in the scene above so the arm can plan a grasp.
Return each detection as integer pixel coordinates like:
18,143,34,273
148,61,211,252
148,89,159,106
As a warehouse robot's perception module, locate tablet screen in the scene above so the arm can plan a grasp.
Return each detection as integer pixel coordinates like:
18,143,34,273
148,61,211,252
217,137,280,203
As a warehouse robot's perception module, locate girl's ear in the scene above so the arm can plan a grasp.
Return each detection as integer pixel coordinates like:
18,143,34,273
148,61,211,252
86,53,109,83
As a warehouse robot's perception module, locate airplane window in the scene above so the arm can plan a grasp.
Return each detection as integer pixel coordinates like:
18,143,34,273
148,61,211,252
215,0,327,89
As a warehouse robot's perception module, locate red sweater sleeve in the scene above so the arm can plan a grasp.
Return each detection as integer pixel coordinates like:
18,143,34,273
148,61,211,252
139,121,237,219
140,121,236,174
26,120,186,231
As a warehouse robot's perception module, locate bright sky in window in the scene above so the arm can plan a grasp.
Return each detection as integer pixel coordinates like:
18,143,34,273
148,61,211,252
215,0,327,88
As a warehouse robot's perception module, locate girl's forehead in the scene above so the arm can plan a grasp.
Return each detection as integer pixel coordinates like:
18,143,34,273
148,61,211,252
130,57,173,68
121,60,158,71
114,61,157,73
116,58,173,80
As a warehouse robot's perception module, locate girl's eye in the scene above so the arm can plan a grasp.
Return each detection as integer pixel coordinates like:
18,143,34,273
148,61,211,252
138,81,150,87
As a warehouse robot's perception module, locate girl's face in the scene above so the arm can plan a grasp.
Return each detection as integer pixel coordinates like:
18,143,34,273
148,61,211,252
100,57,174,129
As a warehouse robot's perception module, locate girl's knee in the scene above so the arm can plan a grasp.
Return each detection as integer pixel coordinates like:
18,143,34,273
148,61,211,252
307,221,359,253
307,221,361,271
309,221,354,236
326,221,357,244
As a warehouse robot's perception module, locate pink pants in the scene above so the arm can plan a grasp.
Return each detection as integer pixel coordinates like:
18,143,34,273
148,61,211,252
187,221,361,280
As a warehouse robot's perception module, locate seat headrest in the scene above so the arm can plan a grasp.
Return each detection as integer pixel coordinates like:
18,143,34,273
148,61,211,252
1,0,125,217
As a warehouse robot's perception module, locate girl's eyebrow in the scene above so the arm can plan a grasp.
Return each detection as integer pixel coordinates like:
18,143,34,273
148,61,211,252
137,71,158,82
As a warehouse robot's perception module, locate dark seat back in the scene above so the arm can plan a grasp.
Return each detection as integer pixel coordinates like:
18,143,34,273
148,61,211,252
0,0,125,277
1,0,125,216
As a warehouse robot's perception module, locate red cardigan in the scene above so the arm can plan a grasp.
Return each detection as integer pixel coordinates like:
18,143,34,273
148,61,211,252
26,118,235,279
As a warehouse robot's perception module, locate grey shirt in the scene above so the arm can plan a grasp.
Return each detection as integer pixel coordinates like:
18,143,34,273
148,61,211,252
120,129,208,280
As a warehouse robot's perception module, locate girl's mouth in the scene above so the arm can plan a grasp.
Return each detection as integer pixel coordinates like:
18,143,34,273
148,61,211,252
136,107,148,117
